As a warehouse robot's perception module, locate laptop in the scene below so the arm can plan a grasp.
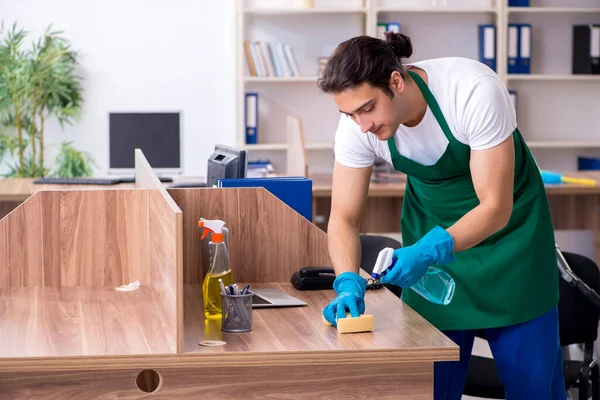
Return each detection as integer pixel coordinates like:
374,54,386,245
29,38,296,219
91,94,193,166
251,288,307,308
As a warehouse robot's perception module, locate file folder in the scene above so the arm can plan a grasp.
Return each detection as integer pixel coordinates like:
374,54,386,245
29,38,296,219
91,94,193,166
518,24,531,74
508,24,519,74
245,92,258,144
573,25,600,75
478,24,496,71
216,177,313,222
508,0,529,6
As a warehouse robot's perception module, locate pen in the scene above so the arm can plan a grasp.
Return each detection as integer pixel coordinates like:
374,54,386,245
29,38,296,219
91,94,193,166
241,284,250,295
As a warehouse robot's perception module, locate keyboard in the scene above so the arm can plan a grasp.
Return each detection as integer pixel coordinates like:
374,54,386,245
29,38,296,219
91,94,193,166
34,177,122,185
33,176,174,185
252,294,273,305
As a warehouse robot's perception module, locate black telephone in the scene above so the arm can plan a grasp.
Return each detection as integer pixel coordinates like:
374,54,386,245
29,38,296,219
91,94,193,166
290,266,335,290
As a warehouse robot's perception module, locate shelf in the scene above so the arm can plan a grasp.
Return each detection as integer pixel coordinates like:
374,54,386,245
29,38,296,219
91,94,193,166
244,76,318,83
242,143,334,151
507,7,600,14
508,74,600,81
376,7,496,13
527,141,600,149
242,8,367,15
243,143,287,150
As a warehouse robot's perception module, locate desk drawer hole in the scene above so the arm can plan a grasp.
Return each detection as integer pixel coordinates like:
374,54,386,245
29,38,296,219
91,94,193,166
136,369,162,393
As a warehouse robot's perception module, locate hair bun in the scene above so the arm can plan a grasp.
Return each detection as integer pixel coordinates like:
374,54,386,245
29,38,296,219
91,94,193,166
384,32,413,59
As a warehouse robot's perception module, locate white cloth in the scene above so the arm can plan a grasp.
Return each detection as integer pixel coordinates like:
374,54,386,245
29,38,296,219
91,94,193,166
333,57,517,168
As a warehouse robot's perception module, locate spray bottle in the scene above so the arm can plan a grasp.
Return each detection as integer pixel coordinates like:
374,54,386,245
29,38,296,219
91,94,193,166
372,247,455,305
198,219,233,319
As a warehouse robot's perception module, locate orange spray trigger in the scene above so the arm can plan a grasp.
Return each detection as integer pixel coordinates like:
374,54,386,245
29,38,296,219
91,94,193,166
198,219,226,242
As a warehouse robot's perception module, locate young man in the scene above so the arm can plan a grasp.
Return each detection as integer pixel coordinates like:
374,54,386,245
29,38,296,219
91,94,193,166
318,33,566,400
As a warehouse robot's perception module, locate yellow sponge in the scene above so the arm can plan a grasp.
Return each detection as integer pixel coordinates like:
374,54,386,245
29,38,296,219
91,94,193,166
322,314,375,333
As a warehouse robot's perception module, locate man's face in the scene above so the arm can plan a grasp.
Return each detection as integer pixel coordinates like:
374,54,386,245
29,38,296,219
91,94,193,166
333,79,405,141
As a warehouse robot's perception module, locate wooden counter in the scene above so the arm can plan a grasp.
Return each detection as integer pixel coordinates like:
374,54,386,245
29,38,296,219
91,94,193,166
0,155,459,399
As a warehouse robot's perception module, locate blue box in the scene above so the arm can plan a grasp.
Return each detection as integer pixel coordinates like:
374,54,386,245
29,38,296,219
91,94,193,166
578,157,600,170
216,177,312,222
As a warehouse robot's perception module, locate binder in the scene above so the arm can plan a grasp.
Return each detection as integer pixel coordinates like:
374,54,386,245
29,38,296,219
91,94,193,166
572,25,600,75
478,24,496,71
508,0,529,6
245,92,258,145
507,24,519,74
216,177,313,222
387,23,401,33
518,24,531,74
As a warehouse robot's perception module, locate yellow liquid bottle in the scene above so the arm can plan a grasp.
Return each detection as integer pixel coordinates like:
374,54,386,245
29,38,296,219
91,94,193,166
203,269,233,319
198,219,233,320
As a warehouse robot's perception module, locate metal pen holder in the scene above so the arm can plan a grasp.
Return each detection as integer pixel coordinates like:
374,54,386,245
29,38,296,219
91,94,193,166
221,292,253,332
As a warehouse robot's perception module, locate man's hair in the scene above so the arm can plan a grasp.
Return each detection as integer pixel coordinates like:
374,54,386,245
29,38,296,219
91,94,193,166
318,32,413,99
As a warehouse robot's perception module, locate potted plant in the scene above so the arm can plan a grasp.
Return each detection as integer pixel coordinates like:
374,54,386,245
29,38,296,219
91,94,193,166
0,21,95,178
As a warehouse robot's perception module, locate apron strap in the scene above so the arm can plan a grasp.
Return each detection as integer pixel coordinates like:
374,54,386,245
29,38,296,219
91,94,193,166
407,70,456,144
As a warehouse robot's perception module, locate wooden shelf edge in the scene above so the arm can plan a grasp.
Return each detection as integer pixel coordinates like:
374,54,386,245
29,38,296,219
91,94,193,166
244,76,318,83
507,7,600,13
0,347,459,373
242,8,368,15
508,74,600,81
376,7,497,13
527,141,600,148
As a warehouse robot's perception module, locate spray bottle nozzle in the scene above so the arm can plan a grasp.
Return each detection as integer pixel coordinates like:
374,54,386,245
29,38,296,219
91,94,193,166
198,219,226,242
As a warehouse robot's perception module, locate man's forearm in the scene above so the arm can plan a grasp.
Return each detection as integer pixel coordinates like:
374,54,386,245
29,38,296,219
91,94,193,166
446,202,511,253
328,216,362,275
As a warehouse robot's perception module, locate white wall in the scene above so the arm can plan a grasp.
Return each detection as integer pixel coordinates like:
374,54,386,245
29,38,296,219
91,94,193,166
1,0,236,177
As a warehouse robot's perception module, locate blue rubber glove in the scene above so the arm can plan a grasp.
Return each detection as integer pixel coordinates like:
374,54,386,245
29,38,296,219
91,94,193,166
322,271,367,327
380,226,455,288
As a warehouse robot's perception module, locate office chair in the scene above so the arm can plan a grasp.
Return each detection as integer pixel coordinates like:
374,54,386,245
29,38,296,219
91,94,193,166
463,250,600,400
359,234,403,298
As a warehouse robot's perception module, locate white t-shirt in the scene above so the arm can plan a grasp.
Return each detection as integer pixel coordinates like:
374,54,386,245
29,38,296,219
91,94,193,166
333,57,517,168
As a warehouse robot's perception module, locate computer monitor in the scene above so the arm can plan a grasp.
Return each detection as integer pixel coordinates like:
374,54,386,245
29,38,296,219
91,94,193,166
108,112,181,174
206,145,247,187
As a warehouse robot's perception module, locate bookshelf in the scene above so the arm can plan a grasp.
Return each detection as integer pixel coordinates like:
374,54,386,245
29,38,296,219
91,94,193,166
236,0,600,174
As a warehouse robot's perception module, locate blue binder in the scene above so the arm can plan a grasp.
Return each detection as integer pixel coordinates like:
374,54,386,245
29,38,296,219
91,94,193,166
508,0,529,6
245,92,258,144
216,177,312,222
478,24,496,71
508,24,519,74
518,24,532,74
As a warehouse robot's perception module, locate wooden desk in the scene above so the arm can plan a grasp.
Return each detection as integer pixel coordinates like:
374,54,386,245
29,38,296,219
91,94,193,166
0,161,459,399
312,172,600,264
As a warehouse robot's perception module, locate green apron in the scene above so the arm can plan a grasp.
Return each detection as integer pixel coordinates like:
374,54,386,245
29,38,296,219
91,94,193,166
386,70,559,331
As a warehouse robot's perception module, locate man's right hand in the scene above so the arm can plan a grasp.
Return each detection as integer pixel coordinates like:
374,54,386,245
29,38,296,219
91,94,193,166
322,271,367,326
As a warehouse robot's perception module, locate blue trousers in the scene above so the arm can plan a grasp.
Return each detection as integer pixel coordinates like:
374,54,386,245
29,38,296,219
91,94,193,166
434,305,567,400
